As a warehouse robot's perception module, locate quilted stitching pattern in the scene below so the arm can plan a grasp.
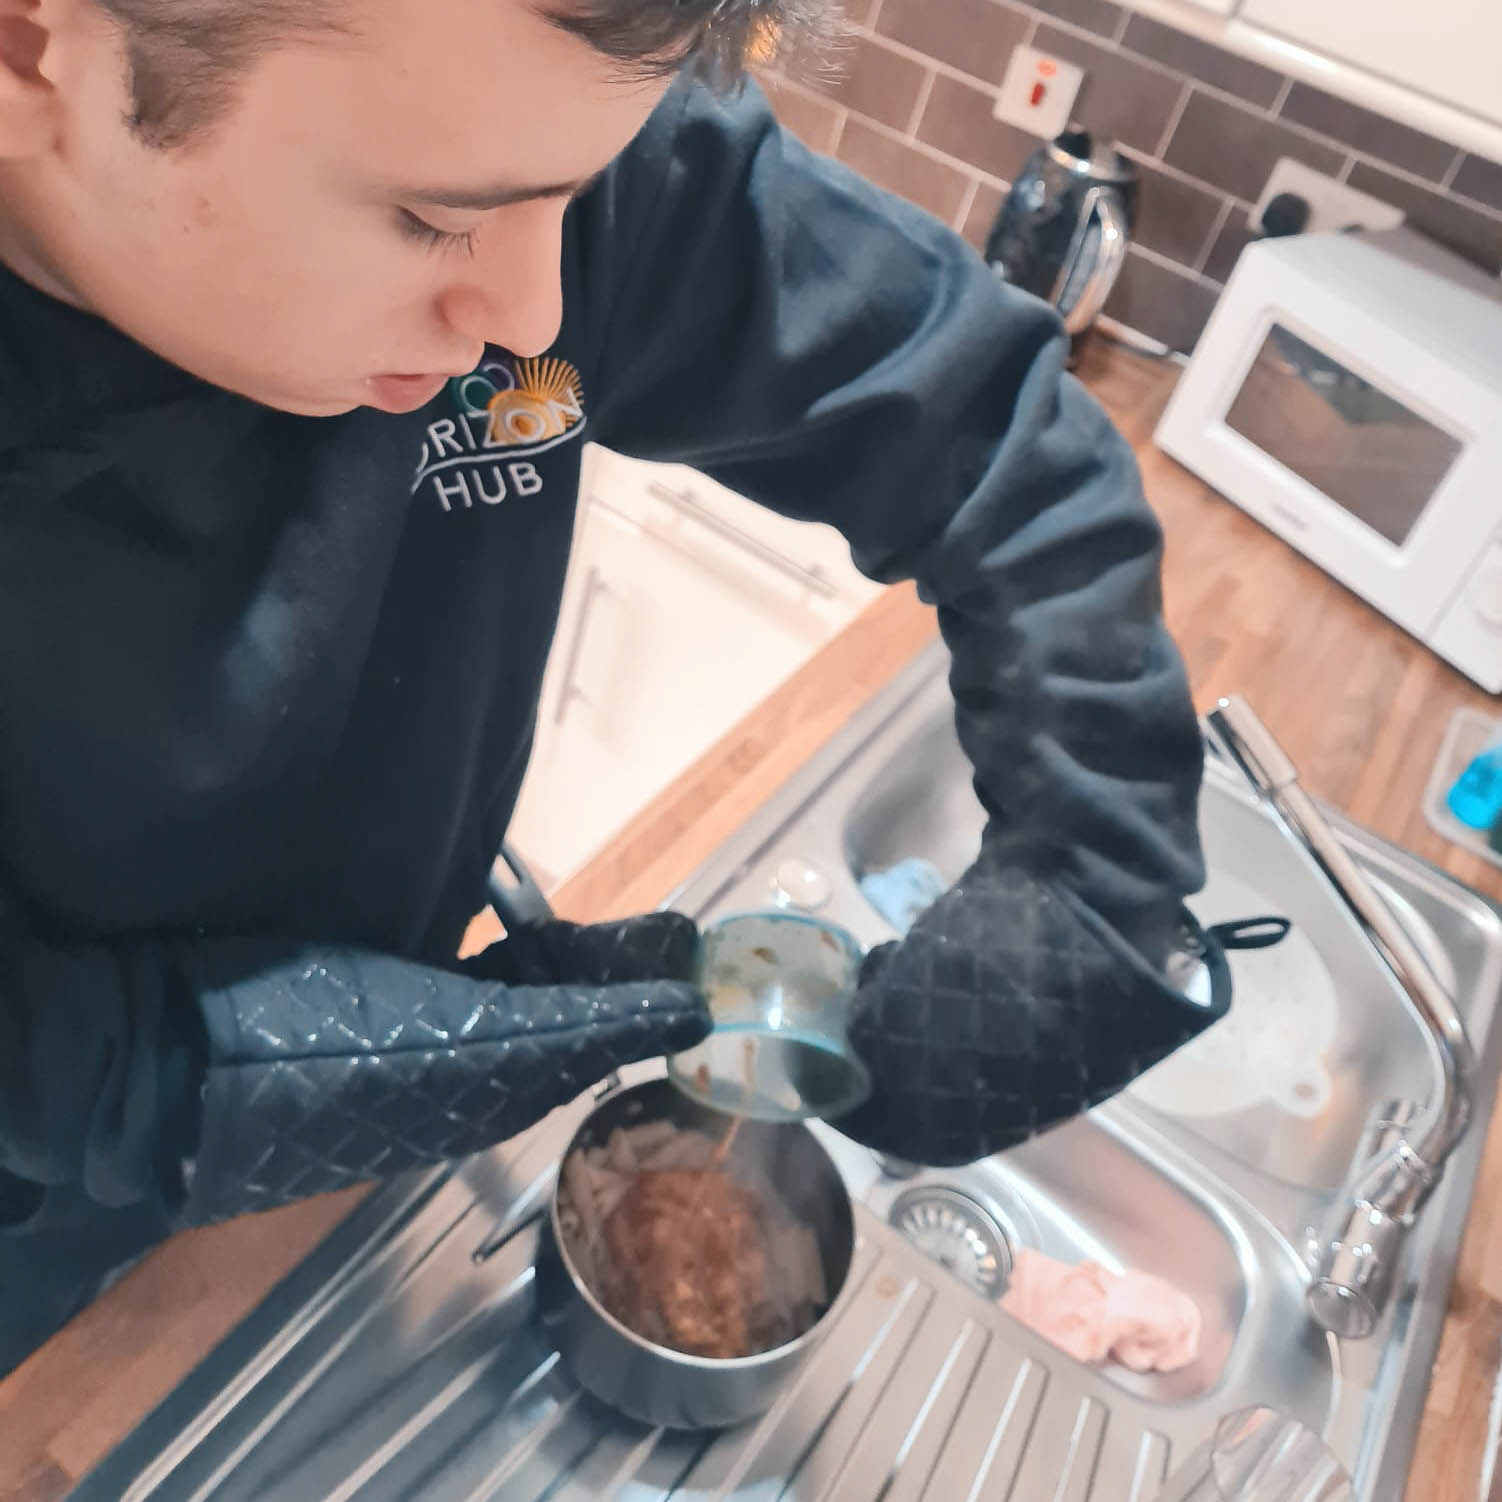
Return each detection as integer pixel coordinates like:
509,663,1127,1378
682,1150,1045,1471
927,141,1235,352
180,923,709,1226
838,853,1229,1167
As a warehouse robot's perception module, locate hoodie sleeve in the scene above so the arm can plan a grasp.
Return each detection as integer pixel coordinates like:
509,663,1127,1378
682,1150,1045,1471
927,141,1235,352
585,79,1205,942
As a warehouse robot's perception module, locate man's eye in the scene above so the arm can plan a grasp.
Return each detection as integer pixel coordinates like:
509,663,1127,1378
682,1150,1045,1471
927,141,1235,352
396,208,479,255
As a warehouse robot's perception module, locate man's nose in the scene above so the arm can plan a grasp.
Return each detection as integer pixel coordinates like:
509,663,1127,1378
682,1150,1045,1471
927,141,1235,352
438,204,566,358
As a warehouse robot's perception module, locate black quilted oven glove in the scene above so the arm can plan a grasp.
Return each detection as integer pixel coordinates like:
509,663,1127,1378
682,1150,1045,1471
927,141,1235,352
176,914,708,1225
836,851,1231,1167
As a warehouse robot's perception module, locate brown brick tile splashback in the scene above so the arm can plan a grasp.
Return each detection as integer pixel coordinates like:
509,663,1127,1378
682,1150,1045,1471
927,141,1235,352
874,0,1032,85
759,75,844,157
1120,14,1284,109
836,118,976,223
1129,158,1230,268
1104,249,1219,353
1165,90,1345,204
1278,84,1457,183
803,33,929,133
1026,0,1126,41
1347,162,1502,273
1202,215,1258,286
1032,24,1183,156
1453,155,1502,216
775,0,1502,351
917,72,1042,183
961,181,1007,251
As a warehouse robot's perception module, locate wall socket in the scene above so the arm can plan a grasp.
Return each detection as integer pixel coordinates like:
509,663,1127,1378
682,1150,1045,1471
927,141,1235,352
993,45,1084,140
1252,159,1404,235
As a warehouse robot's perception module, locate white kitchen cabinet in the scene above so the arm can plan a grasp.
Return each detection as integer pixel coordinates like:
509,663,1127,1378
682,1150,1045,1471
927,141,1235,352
504,448,882,888
1238,0,1501,127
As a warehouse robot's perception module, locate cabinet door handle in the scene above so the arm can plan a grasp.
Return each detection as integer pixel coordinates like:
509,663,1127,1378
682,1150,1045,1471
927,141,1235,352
645,481,838,599
554,565,612,725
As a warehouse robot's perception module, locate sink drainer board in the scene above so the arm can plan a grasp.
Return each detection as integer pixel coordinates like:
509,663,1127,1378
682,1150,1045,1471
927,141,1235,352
74,1093,1265,1502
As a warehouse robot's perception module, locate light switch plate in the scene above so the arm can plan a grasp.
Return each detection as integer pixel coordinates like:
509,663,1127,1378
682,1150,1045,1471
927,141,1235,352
993,45,1083,140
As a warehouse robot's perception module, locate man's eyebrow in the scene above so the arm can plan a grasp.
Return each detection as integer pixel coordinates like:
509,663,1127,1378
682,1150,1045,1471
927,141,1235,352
405,171,605,212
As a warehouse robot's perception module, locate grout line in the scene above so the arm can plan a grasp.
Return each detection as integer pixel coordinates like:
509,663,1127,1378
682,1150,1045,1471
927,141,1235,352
1270,75,1294,114
1021,12,1039,48
952,177,983,237
854,110,1014,190
1439,149,1465,192
906,69,937,140
1335,154,1355,185
1117,141,1255,213
829,105,850,156
856,30,1004,95
864,0,886,31
1149,72,1494,209
1115,141,1253,208
1128,239,1223,290
1344,147,1502,222
1185,75,1343,142
1111,7,1132,44
1154,80,1194,161
1193,196,1235,276
1007,0,1153,62
789,81,1016,190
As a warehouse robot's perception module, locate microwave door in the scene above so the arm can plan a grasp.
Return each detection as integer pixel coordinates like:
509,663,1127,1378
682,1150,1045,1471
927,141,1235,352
1223,324,1464,552
1154,233,1502,688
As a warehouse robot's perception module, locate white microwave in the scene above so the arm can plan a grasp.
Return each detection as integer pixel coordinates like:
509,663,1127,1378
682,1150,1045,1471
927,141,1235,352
1156,229,1502,692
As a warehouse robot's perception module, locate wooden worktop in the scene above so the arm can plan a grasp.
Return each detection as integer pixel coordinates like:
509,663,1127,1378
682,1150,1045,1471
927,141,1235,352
4,342,1501,1500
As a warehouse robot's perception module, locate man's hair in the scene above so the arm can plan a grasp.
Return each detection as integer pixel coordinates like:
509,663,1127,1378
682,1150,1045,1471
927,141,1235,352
93,0,834,149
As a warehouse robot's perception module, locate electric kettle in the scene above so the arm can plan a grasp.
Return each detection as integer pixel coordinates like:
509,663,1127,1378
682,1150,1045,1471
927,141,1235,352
984,128,1138,336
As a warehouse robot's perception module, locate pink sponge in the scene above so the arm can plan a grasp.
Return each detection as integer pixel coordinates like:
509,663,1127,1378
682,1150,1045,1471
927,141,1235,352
1000,1249,1202,1374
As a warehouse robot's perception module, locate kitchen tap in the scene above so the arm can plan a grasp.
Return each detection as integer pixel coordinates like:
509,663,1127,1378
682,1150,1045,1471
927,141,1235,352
1204,696,1476,1340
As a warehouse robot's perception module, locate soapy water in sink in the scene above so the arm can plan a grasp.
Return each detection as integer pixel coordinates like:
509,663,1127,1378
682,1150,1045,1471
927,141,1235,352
1131,871,1337,1120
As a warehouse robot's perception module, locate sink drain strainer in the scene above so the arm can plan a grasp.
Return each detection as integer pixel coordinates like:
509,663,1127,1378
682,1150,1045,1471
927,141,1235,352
890,1187,1013,1299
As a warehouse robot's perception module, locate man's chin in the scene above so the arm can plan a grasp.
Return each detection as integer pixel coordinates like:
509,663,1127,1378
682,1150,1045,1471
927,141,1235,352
233,387,367,418
248,385,442,419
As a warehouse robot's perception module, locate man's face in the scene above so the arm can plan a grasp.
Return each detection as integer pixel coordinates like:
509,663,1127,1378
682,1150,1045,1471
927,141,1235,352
0,0,668,414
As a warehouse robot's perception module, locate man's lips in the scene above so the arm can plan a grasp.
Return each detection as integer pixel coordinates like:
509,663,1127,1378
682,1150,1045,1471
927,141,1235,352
365,372,452,413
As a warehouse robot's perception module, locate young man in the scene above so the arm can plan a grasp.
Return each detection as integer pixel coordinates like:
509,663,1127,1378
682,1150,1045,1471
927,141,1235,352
0,0,1226,1375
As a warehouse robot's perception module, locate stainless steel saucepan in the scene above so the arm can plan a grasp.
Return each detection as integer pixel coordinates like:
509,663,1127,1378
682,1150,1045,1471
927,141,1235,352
535,1076,857,1429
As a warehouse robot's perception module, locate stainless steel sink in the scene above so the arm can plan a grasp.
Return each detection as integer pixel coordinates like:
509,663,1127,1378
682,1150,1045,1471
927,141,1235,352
839,669,1469,1196
79,645,1502,1501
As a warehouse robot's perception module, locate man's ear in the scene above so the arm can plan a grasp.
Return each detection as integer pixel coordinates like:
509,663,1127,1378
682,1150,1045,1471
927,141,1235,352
0,0,60,158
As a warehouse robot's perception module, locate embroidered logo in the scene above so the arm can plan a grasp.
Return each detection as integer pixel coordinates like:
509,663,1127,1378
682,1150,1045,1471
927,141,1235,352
412,353,587,511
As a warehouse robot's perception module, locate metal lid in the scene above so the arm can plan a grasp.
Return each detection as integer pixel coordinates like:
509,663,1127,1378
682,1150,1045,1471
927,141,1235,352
1046,129,1136,185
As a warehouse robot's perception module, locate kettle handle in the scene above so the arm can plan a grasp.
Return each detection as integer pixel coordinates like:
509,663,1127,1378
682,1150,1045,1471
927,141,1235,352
1056,186,1129,336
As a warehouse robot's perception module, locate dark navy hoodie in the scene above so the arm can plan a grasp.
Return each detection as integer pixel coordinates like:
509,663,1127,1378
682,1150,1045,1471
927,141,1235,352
0,79,1205,1367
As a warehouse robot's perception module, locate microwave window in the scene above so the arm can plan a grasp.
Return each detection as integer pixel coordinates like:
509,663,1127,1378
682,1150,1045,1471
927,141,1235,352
1223,324,1463,546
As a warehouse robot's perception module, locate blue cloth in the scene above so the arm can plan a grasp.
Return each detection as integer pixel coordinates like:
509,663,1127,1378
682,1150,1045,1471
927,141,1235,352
1447,745,1502,831
860,859,949,935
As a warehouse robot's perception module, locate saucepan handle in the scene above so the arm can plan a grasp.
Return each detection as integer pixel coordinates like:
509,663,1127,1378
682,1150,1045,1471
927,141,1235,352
487,842,554,929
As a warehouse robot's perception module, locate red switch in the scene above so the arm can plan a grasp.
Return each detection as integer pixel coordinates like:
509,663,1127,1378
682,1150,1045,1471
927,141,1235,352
1030,80,1047,106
